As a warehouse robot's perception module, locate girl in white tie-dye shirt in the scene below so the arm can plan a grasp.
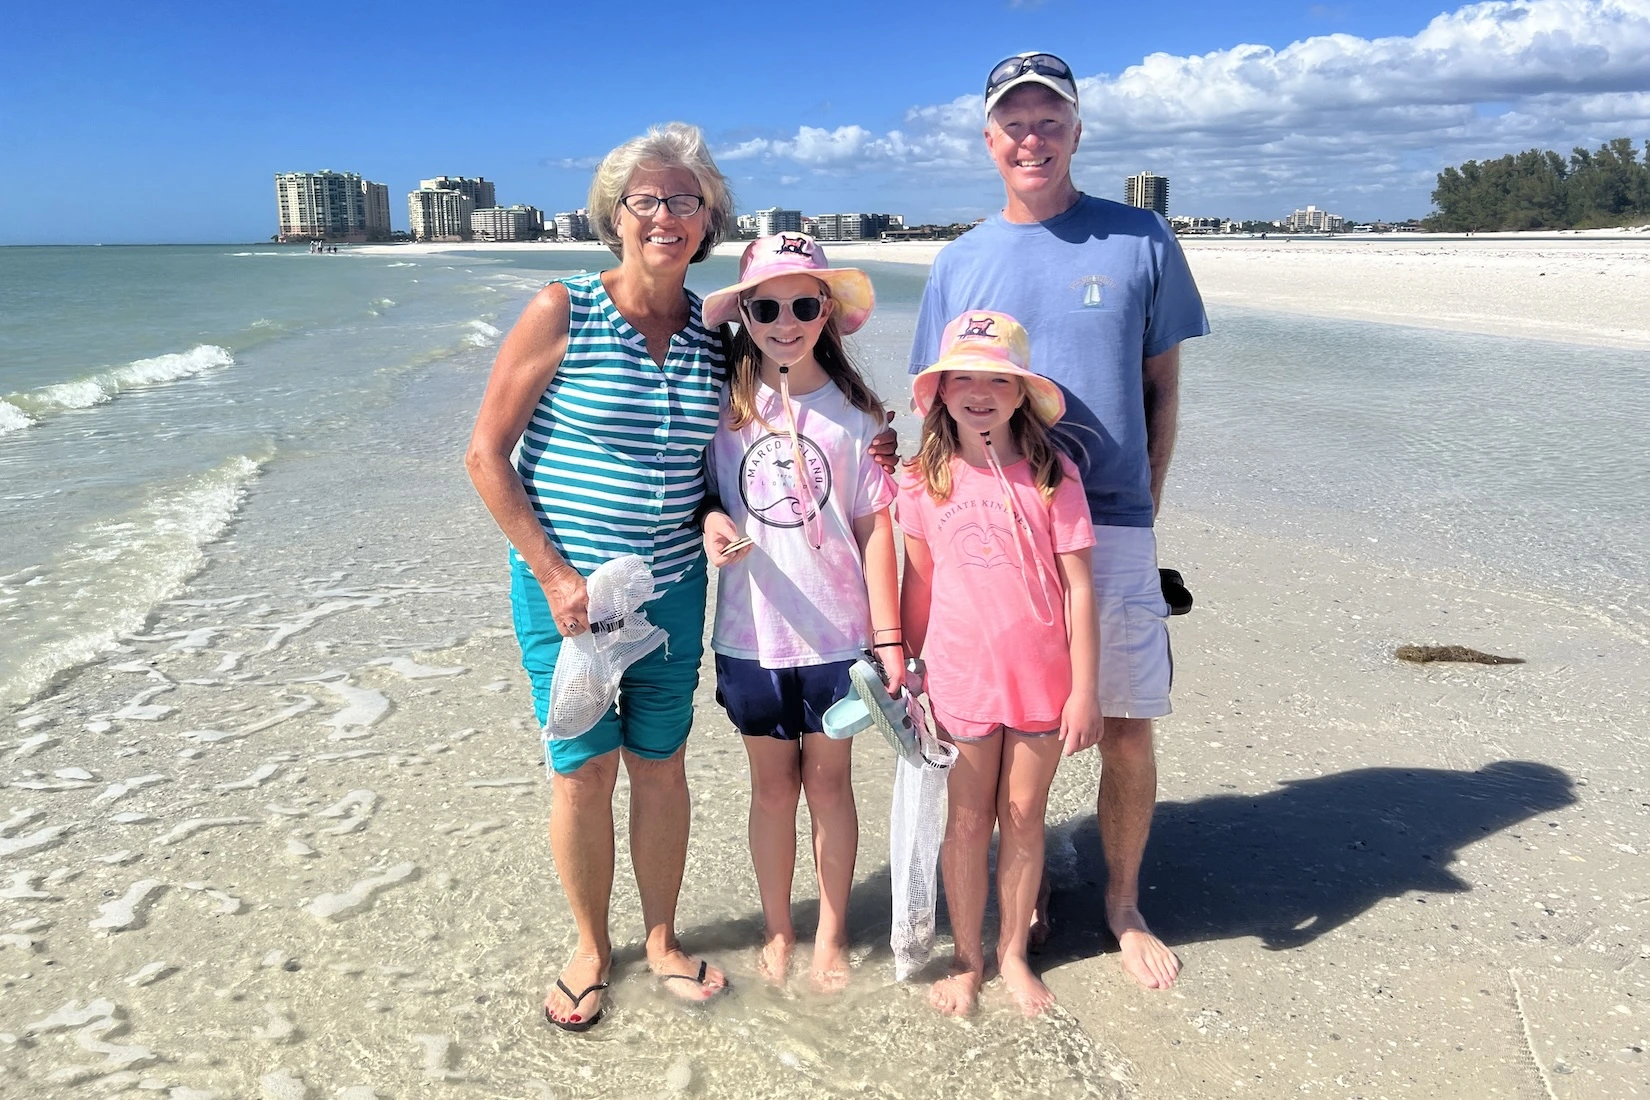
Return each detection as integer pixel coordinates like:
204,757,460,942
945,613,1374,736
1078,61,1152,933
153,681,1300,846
697,234,900,990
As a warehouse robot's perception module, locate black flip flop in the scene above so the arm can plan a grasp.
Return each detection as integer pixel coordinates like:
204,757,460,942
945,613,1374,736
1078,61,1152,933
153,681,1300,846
658,958,726,999
544,978,608,1033
1159,568,1193,616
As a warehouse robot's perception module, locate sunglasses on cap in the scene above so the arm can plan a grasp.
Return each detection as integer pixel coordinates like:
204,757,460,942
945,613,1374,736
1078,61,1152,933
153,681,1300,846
742,294,827,324
985,52,1076,101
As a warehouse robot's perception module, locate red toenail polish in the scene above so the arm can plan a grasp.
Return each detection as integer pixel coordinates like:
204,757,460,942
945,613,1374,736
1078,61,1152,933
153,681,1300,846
570,1015,581,1022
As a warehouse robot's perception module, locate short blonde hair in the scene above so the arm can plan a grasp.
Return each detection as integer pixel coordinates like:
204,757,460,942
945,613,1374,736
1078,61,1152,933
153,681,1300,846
587,122,734,264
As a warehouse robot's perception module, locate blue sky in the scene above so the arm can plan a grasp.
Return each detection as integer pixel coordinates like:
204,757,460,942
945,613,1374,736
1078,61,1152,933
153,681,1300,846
5,0,1649,243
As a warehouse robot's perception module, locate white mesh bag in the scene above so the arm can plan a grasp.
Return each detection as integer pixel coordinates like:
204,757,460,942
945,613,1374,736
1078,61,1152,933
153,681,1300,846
889,666,958,980
544,554,666,741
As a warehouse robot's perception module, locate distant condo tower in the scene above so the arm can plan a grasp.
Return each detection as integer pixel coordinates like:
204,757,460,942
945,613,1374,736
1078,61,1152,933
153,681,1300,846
420,176,497,210
409,187,475,242
275,171,392,243
754,207,803,236
1125,171,1169,218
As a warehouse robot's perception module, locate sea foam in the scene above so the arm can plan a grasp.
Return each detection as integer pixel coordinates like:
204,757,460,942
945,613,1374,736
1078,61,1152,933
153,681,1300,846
3,345,235,430
464,320,502,348
0,400,34,436
0,453,265,707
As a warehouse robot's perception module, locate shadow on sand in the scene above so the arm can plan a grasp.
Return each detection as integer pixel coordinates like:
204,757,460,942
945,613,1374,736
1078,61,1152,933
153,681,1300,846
676,760,1576,973
1035,759,1576,966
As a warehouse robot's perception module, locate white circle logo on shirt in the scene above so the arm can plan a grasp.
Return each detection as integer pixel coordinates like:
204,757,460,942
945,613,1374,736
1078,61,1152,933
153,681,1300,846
739,432,832,529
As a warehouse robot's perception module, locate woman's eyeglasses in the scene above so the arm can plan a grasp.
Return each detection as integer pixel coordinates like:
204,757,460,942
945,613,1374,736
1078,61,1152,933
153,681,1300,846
985,53,1076,101
742,295,827,324
619,193,705,218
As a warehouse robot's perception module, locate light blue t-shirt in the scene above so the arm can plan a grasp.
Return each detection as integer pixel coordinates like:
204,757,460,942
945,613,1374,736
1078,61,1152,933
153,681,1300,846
909,195,1209,528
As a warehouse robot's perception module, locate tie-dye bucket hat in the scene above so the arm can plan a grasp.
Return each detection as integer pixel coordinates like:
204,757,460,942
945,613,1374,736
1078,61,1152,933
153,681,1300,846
911,310,1065,425
701,233,875,334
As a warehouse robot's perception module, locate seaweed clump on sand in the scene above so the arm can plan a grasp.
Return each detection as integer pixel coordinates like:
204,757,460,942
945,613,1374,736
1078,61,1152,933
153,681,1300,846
1394,645,1525,665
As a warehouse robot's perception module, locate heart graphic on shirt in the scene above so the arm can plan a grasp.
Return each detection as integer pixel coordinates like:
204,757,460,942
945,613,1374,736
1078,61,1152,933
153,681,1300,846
953,522,1014,569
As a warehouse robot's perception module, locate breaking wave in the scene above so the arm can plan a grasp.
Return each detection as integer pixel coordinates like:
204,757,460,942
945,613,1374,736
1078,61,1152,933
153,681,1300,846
0,344,235,434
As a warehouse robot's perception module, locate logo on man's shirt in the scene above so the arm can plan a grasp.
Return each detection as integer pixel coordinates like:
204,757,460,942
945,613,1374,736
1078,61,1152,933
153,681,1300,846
1071,274,1118,308
739,432,833,529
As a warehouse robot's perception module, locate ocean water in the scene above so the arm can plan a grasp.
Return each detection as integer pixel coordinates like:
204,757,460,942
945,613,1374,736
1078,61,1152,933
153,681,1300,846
3,245,1647,709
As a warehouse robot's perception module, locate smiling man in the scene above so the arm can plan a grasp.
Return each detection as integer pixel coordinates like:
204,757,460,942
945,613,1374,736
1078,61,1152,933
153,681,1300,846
909,51,1210,991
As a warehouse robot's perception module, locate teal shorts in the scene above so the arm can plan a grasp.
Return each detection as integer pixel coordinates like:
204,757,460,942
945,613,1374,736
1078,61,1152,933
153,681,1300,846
510,557,707,775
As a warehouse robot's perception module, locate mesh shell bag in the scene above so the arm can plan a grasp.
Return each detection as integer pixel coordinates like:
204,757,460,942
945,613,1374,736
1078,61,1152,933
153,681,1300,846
545,555,666,741
889,676,957,980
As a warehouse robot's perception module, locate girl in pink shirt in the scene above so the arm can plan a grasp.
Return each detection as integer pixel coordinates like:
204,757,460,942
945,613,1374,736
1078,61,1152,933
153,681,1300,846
896,310,1102,1018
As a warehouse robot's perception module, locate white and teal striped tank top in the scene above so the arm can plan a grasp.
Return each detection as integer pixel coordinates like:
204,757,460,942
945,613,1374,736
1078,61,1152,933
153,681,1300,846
514,271,727,589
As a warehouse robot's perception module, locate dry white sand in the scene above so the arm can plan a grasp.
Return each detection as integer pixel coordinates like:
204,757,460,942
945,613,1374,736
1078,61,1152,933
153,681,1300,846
358,235,1650,350
1180,238,1650,351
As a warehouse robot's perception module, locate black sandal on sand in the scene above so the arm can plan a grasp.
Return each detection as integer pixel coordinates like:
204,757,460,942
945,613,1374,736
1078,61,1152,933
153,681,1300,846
544,978,609,1033
1159,568,1193,616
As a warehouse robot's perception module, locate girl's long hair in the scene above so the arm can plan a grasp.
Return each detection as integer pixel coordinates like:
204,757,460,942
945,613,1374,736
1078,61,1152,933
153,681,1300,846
915,377,1066,502
722,302,884,432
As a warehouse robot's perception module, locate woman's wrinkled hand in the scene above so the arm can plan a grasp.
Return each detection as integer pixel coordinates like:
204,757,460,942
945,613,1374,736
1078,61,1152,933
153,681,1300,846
537,563,590,637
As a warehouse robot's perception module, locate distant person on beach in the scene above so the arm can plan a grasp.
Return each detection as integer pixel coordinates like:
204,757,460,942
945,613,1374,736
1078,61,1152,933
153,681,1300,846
466,122,735,1031
898,310,1102,1015
697,233,901,991
909,51,1209,990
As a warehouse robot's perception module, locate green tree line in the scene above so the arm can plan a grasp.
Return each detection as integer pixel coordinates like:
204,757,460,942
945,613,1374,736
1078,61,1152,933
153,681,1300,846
1426,137,1650,231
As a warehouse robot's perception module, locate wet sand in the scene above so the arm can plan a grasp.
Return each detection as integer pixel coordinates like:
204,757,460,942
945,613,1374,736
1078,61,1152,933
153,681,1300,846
5,250,1647,1098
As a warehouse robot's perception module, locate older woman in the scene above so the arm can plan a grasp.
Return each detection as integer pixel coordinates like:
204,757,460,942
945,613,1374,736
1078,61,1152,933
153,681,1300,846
466,122,733,1031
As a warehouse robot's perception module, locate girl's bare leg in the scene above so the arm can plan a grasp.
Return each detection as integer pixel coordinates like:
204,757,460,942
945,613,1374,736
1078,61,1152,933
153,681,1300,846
930,729,1003,1016
995,730,1063,1015
743,734,803,983
799,732,856,991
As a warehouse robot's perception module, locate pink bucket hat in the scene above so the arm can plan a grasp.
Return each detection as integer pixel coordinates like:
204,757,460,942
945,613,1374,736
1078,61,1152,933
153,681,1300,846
701,233,875,334
912,311,1065,425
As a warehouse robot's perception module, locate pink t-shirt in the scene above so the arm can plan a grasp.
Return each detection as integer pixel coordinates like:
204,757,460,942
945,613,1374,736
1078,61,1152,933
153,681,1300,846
709,380,896,667
894,455,1094,732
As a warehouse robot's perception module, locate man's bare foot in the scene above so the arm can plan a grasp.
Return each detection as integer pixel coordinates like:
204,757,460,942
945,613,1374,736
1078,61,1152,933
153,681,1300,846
999,953,1056,1016
756,933,794,986
544,951,609,1028
929,966,984,1017
1106,899,1180,989
650,948,728,1002
809,940,850,994
1027,873,1053,953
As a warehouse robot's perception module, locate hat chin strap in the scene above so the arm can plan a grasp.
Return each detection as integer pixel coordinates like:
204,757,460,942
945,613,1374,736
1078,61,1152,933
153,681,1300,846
980,429,1057,626
780,364,825,551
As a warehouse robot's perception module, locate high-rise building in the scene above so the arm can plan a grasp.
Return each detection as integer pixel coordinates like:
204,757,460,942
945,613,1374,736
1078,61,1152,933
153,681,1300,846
1283,205,1345,233
408,188,474,241
362,182,391,240
274,171,391,242
1124,171,1170,217
420,176,496,210
554,209,593,240
754,207,803,236
472,204,543,241
813,212,903,241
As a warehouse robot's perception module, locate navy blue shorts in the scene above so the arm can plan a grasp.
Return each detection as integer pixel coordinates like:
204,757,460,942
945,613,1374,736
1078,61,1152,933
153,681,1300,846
714,654,855,740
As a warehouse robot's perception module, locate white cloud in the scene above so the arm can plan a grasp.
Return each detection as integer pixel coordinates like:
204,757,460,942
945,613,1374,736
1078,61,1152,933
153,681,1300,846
716,0,1650,219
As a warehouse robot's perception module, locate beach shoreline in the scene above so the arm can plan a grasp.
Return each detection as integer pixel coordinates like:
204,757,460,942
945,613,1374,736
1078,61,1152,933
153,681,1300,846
353,235,1650,351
